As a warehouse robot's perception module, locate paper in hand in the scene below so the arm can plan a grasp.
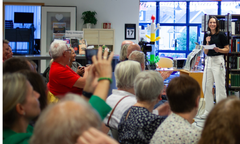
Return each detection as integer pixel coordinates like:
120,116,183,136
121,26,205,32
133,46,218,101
203,44,216,49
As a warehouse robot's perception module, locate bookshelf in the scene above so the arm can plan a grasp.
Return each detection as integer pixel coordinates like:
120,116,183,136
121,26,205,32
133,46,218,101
227,14,240,96
83,29,115,53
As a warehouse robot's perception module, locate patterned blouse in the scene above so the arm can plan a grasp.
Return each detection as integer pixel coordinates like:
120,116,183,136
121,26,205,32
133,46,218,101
150,113,202,144
118,106,166,144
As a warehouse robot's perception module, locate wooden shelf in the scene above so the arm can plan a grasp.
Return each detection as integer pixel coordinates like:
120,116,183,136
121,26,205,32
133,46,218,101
229,69,240,72
229,52,240,54
229,86,240,90
83,29,115,52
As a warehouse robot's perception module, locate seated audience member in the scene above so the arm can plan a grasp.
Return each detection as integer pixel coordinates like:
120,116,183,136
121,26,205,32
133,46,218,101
150,75,202,144
42,59,54,83
128,51,145,70
3,39,10,62
69,47,85,76
29,93,102,144
3,73,41,144
18,70,48,111
103,60,142,129
82,47,114,119
121,40,133,47
48,40,88,98
30,48,115,144
126,43,141,59
77,128,119,144
29,60,38,73
118,70,170,144
119,40,133,61
198,97,240,144
6,45,13,59
128,51,172,80
3,57,32,73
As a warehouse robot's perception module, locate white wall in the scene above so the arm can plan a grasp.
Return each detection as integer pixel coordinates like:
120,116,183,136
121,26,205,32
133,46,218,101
3,0,140,55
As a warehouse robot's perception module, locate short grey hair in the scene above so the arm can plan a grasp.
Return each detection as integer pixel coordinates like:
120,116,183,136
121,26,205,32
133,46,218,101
30,93,101,144
129,51,145,65
115,60,141,89
119,44,130,61
134,70,164,102
49,40,67,59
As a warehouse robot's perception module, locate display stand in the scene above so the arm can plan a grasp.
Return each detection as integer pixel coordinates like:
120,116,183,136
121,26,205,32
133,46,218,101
180,70,204,98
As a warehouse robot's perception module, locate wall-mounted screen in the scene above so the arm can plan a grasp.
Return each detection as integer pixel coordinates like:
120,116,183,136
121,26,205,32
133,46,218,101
14,12,34,23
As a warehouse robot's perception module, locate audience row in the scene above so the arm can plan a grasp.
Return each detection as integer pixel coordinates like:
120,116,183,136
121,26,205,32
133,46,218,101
3,39,240,144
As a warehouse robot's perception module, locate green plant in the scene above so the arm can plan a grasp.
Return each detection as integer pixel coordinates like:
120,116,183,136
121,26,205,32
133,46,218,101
81,11,97,25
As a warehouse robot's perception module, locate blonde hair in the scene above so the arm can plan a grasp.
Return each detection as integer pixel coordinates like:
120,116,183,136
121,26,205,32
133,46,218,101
3,39,9,44
30,93,101,144
3,73,28,128
119,44,130,61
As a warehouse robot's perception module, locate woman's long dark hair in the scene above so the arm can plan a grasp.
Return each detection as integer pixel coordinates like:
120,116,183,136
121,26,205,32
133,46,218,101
207,16,220,34
18,70,48,110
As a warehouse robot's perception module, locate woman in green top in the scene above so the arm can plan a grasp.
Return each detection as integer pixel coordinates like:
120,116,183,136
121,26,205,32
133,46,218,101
3,73,41,144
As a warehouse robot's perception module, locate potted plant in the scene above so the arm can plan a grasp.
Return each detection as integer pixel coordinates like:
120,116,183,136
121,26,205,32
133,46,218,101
81,11,97,28
148,54,160,70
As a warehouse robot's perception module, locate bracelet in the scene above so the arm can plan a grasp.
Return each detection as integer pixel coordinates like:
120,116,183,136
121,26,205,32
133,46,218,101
82,91,93,98
98,77,112,84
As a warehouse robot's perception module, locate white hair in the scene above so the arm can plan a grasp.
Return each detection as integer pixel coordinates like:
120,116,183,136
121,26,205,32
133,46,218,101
49,40,67,59
134,70,164,102
115,60,141,89
119,44,130,61
129,50,145,65
29,93,101,144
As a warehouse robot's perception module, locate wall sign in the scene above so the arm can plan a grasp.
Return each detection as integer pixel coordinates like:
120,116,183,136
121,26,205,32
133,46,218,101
125,24,136,40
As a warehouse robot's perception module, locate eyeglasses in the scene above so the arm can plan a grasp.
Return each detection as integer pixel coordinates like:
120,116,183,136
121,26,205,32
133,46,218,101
65,49,72,53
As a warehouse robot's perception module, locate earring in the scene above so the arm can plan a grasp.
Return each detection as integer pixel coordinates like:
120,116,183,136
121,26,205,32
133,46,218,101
22,112,26,116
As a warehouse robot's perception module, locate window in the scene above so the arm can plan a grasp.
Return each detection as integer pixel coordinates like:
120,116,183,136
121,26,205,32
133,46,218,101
139,2,156,23
159,26,186,50
160,2,186,23
139,1,229,58
189,2,218,23
4,5,41,54
221,2,240,15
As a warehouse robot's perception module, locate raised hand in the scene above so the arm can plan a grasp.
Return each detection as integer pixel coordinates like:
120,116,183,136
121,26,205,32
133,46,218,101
76,128,119,144
92,47,114,79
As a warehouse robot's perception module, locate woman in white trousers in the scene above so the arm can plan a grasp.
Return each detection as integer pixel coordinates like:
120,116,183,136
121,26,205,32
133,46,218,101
200,16,229,119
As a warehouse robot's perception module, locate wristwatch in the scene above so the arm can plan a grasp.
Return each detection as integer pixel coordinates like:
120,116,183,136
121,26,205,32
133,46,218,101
82,91,93,98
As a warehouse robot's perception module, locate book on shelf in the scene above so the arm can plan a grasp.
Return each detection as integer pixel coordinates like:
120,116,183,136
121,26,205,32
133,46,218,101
237,39,240,52
232,22,235,34
219,19,225,32
231,20,240,35
231,74,240,87
230,39,240,52
238,57,240,69
71,39,79,54
230,56,239,69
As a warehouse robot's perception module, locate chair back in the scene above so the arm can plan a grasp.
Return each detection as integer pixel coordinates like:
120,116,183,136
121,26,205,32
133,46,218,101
156,57,173,68
47,91,59,104
108,127,119,141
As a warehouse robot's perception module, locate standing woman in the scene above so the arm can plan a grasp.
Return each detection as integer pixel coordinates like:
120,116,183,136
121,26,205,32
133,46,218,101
200,16,229,119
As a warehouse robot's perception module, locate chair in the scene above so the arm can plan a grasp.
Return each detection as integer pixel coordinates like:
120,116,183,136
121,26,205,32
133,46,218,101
156,57,173,68
47,91,59,104
5,20,13,29
108,127,119,141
